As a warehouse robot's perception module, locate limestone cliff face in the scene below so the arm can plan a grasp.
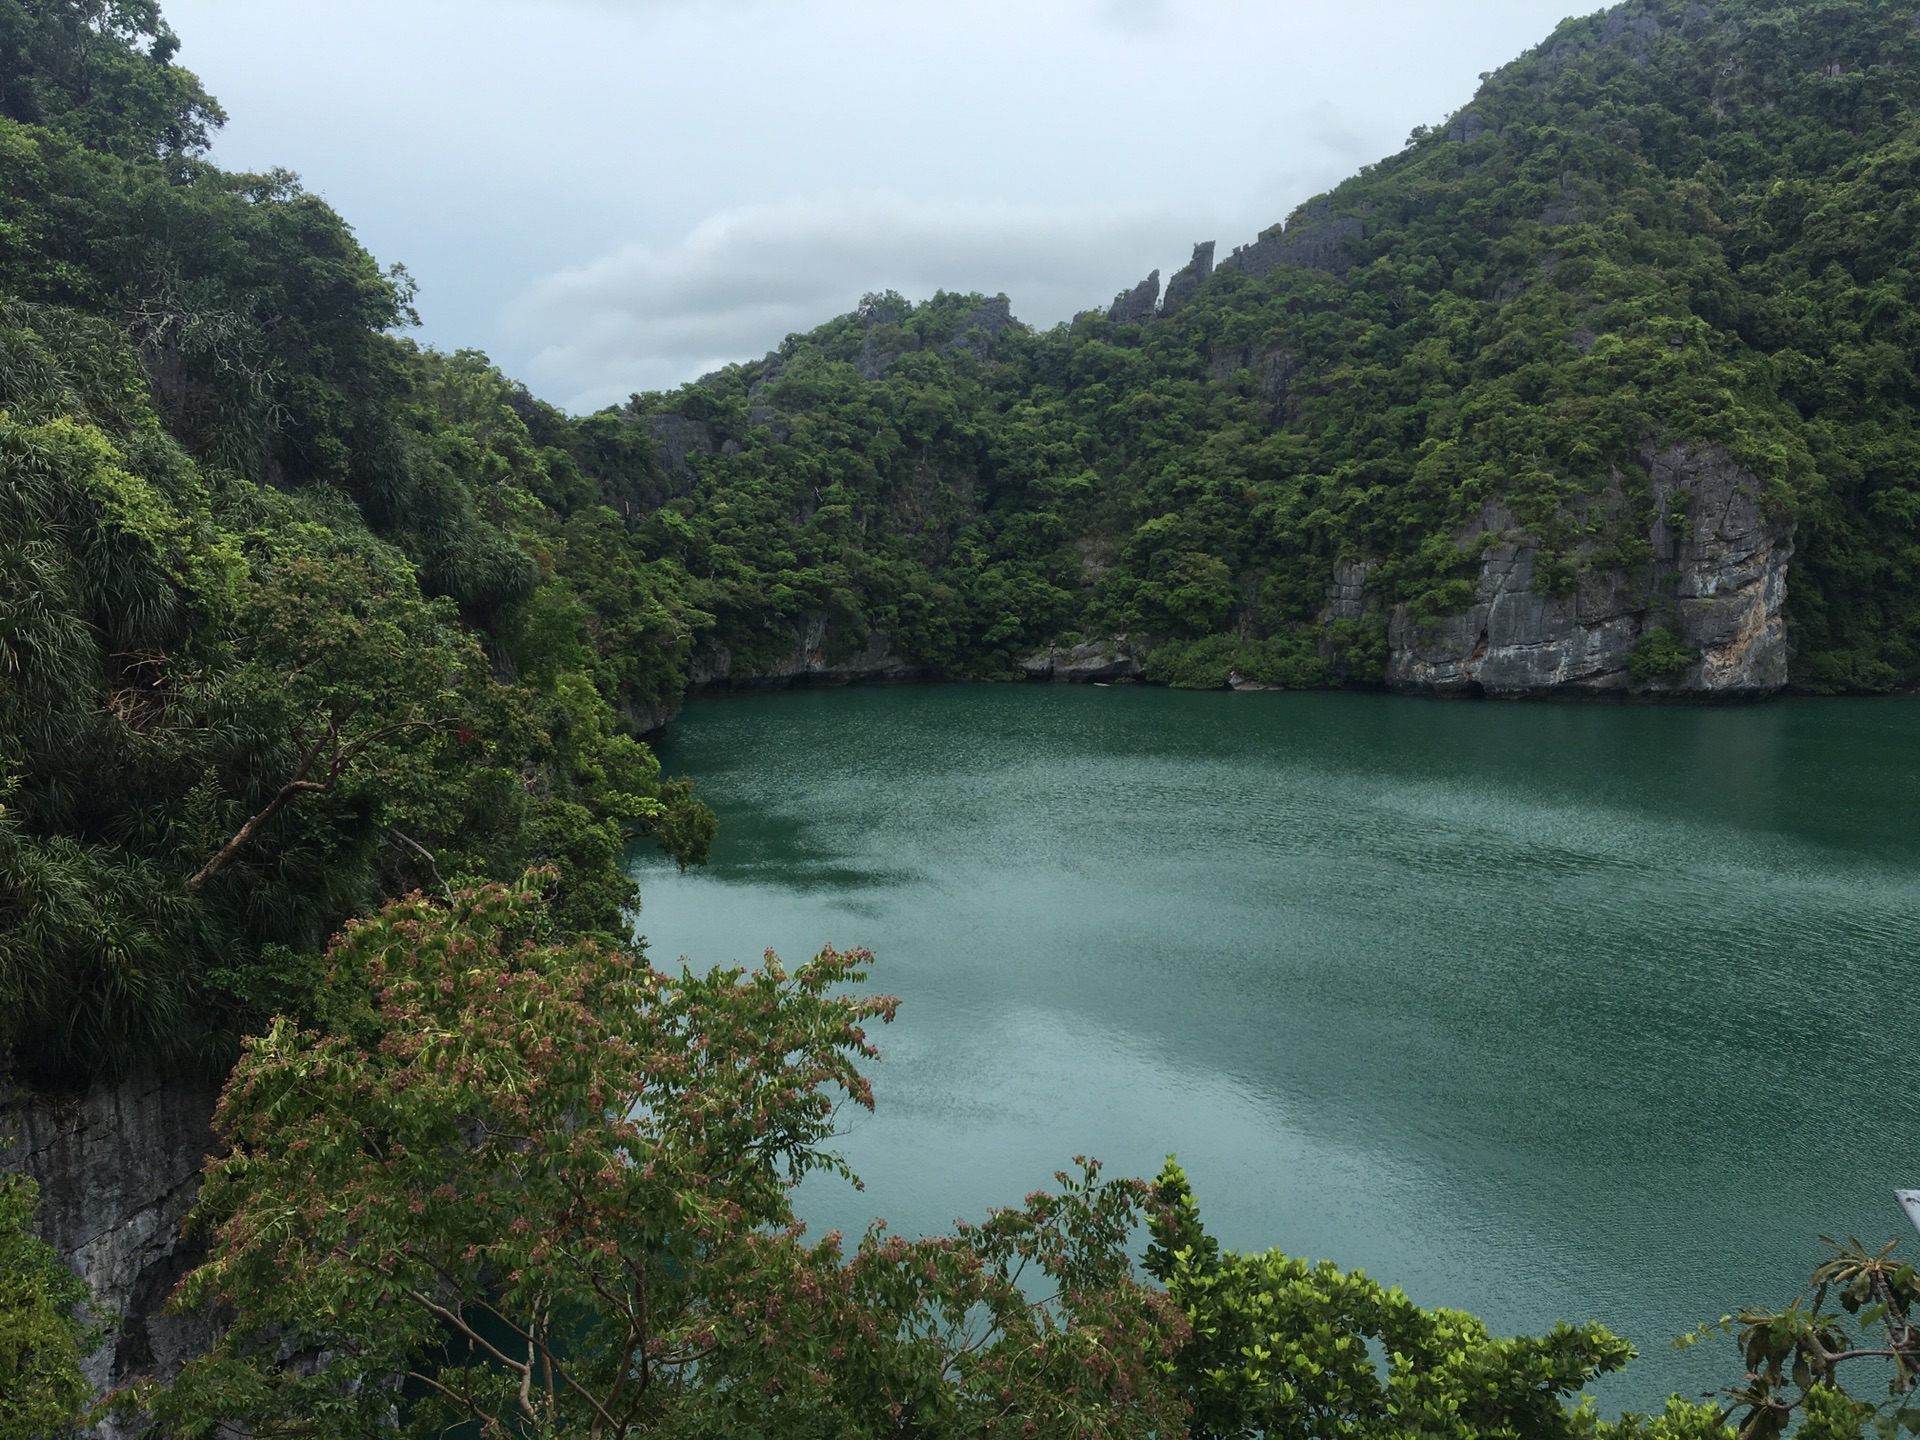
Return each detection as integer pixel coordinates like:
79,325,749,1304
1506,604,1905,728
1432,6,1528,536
1159,242,1216,317
643,413,716,497
1107,270,1161,326
687,613,920,697
1,1076,223,1438
621,692,683,738
1018,638,1146,683
1216,199,1367,281
1381,444,1794,698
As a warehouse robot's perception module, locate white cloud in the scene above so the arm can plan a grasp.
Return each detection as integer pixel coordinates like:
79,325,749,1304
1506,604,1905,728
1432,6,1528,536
167,0,1590,407
509,196,1204,411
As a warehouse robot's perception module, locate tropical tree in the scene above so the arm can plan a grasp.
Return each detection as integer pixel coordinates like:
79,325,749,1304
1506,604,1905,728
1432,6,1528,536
0,0,222,158
0,1173,89,1440
1146,1160,1738,1440
141,875,1184,1439
1698,1239,1920,1440
0,297,715,1086
136,872,1830,1440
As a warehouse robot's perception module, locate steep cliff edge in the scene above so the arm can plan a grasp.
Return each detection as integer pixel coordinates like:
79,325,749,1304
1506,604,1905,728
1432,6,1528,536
1,1078,222,1438
1382,445,1793,699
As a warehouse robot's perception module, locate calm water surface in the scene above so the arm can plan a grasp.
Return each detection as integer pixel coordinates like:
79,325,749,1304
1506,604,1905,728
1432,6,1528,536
629,686,1920,1413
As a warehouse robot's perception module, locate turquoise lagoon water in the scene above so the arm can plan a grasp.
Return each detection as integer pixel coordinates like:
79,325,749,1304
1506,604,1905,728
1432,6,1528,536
628,685,1920,1412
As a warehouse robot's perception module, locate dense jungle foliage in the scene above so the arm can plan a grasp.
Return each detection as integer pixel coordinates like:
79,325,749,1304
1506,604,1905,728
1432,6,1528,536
615,0,1920,695
0,1172,88,1440
87,879,1906,1440
8,0,1919,1083
2,0,1918,1435
0,0,715,1088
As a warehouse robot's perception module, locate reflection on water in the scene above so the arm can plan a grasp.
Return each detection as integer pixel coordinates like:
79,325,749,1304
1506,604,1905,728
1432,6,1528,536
629,686,1920,1413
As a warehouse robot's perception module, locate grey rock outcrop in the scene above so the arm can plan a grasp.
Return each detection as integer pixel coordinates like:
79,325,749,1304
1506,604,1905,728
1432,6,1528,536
1327,559,1373,622
688,613,920,694
1108,270,1161,326
1122,201,1364,328
845,295,1025,381
1217,200,1366,281
1381,444,1793,699
1206,344,1299,425
1531,2,1670,83
1,1076,224,1439
856,335,898,381
856,295,905,380
943,295,1017,361
621,692,684,738
1599,9,1663,46
627,616,926,735
1537,188,1581,227
1448,109,1494,143
1160,242,1216,317
747,353,789,442
644,413,716,496
1019,639,1145,683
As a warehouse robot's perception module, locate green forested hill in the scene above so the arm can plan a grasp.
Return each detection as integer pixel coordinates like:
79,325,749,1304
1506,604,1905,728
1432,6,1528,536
620,0,1920,698
3,0,1919,1085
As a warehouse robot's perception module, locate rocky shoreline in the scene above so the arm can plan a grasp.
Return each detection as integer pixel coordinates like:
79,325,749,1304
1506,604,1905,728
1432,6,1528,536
633,442,1796,735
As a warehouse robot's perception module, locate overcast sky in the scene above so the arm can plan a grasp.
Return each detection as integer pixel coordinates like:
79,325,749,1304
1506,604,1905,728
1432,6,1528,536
163,0,1588,412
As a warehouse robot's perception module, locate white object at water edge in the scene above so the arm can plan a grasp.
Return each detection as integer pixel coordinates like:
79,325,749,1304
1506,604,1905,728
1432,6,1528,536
1899,1190,1920,1242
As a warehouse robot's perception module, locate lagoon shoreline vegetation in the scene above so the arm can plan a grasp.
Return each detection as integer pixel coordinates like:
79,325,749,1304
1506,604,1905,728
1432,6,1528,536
0,0,1915,1434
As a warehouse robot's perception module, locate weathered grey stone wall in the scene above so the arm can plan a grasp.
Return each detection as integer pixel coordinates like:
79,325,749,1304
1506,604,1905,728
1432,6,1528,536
687,614,921,697
643,413,716,496
1,1076,223,1439
1160,242,1216,317
1205,343,1299,425
1327,559,1373,622
746,352,788,442
1381,444,1794,699
1018,638,1145,684
944,295,1016,360
1217,199,1366,280
1107,270,1161,326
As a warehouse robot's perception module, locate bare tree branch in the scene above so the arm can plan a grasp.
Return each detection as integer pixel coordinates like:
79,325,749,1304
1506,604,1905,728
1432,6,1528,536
405,1289,535,1410
385,828,452,902
186,715,434,892
185,778,330,892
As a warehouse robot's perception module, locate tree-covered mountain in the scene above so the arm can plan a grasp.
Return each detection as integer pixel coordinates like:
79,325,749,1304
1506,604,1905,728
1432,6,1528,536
611,0,1920,705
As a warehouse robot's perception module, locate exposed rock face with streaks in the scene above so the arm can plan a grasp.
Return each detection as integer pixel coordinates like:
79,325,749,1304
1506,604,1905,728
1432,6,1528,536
1381,444,1794,698
642,413,716,496
944,295,1017,359
1019,638,1146,683
1160,242,1216,317
1,1077,223,1439
687,614,921,697
1107,270,1161,326
1216,199,1368,281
